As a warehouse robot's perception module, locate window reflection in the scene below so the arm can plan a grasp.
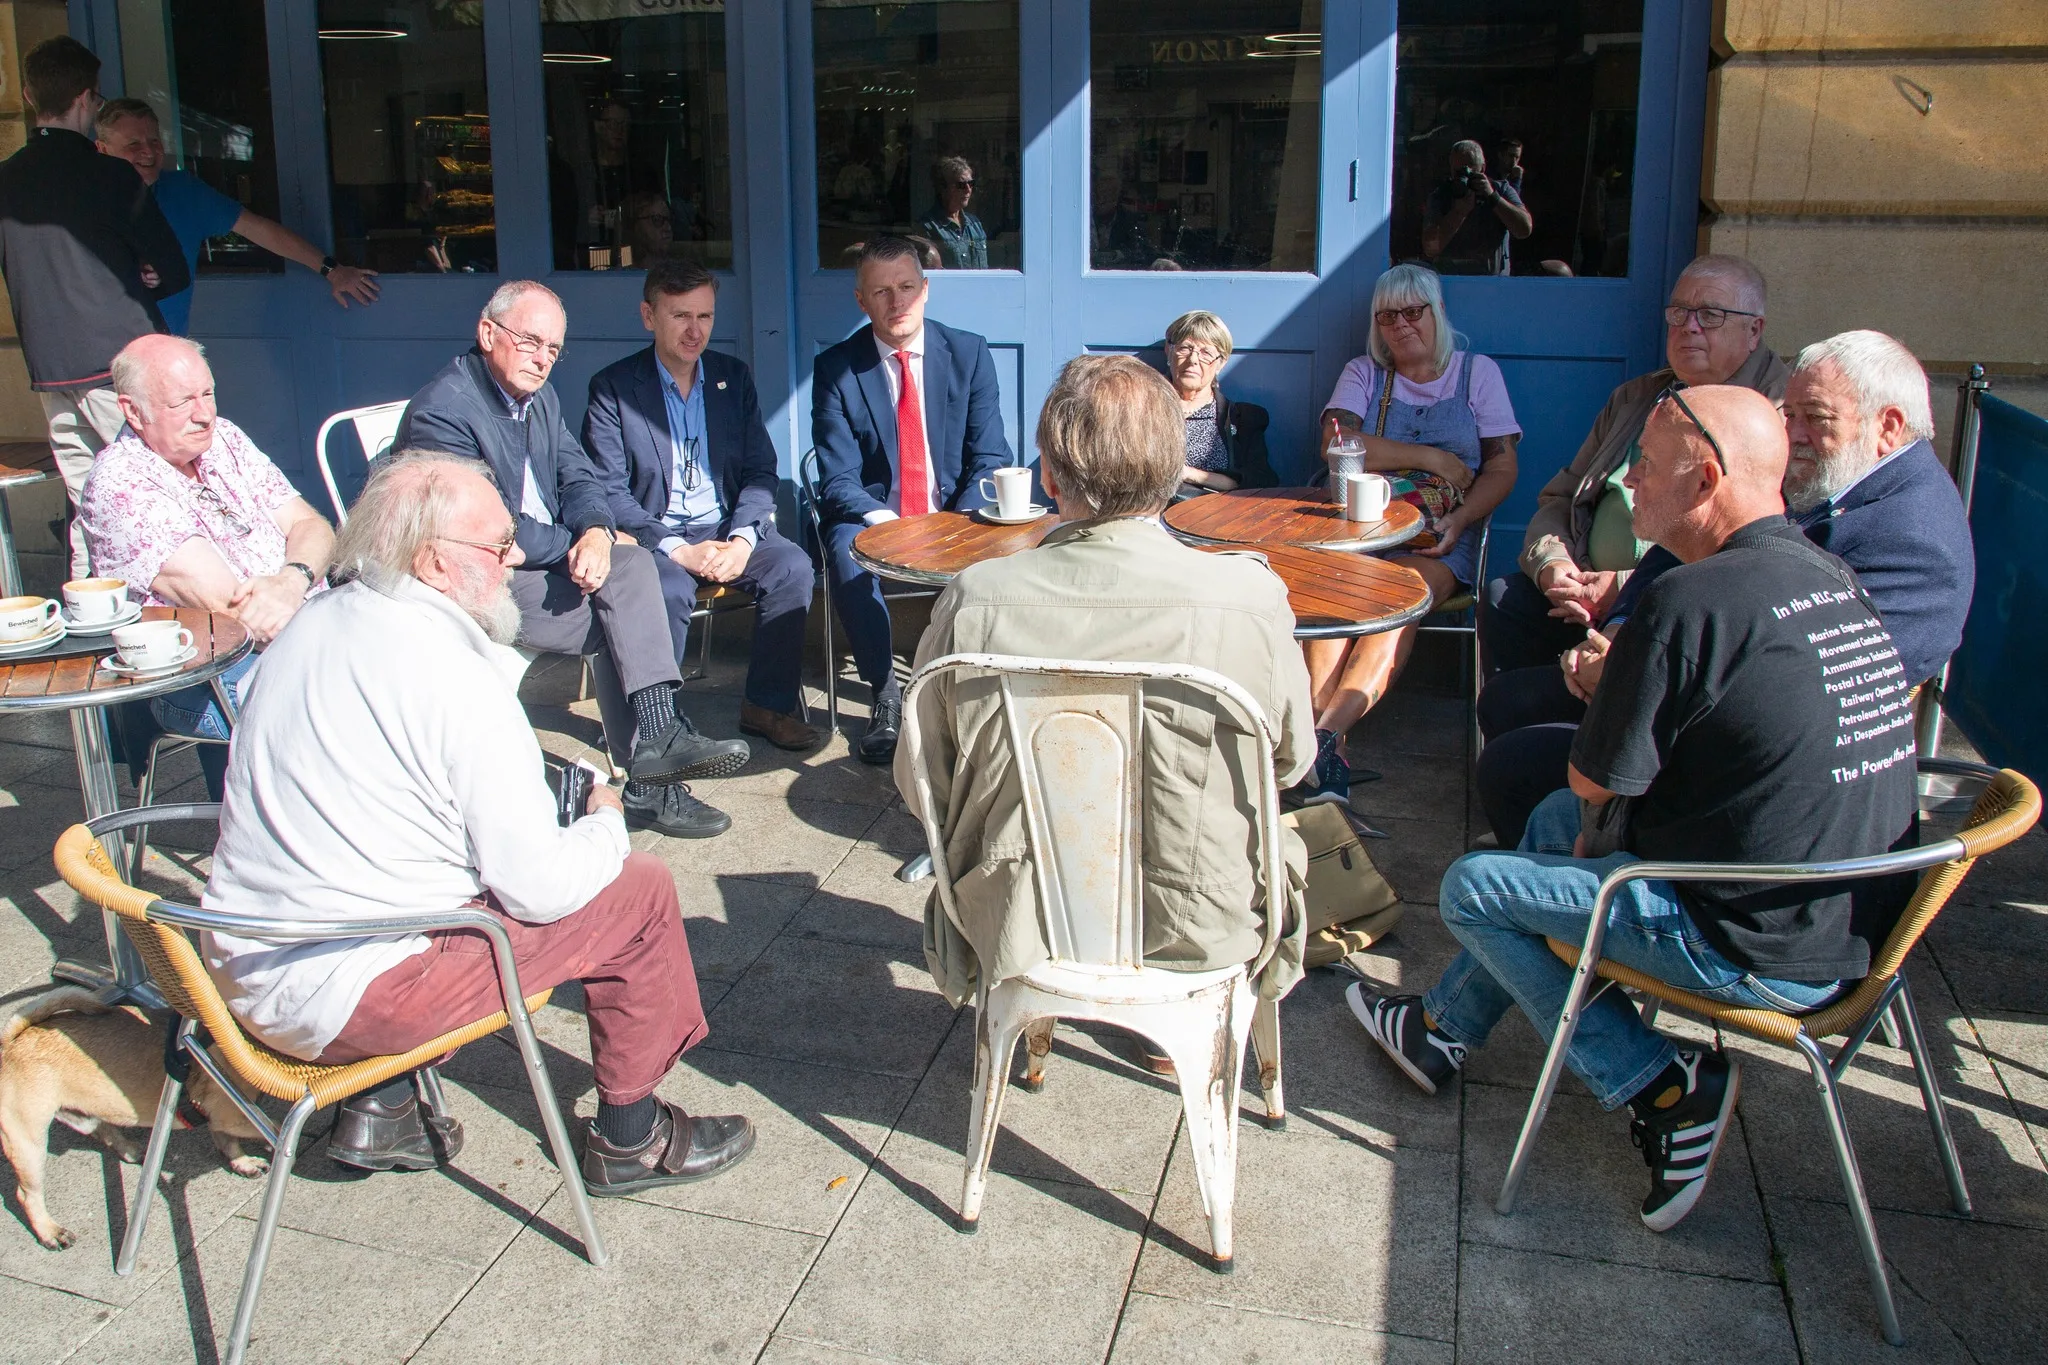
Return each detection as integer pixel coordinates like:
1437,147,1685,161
1392,3,1643,278
542,1,732,273
1090,1,1322,272
318,1,494,274
813,0,1020,270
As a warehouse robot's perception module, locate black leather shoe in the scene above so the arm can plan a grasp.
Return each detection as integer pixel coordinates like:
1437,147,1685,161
581,1098,755,1196
326,1086,463,1173
623,781,732,839
856,693,902,765
628,714,750,785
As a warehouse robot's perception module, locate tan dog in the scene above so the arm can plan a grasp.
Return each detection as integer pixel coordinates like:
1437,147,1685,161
0,987,268,1249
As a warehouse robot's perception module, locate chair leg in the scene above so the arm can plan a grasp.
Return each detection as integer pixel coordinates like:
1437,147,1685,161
115,1020,192,1276
1892,975,1972,1215
1466,628,1483,765
1879,1000,1903,1050
503,998,608,1267
1250,993,1285,1130
1795,1030,1904,1346
1638,996,1662,1031
128,736,173,882
1496,957,1607,1215
822,590,839,731
960,994,1026,1232
222,1090,318,1365
687,611,714,682
1161,979,1251,1271
1020,1017,1053,1093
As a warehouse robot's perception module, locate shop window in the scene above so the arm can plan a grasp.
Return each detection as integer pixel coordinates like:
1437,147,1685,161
541,1,733,273
813,0,1021,270
115,0,282,274
318,1,494,274
1090,1,1323,273
1391,2,1643,278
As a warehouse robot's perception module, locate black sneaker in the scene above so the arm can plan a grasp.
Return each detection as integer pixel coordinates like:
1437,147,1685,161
628,713,750,786
1300,729,1353,807
624,781,732,839
857,692,902,765
1630,1049,1741,1232
1346,985,1466,1095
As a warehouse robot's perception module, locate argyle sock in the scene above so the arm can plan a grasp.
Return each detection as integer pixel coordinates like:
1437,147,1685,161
630,683,680,750
595,1096,659,1148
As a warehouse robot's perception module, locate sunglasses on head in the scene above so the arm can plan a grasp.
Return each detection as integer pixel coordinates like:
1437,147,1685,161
1655,384,1729,475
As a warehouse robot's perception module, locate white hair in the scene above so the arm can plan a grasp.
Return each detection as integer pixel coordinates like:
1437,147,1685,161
109,336,207,406
1450,139,1484,164
1368,263,1463,375
1792,330,1935,442
481,279,563,324
1675,253,1767,315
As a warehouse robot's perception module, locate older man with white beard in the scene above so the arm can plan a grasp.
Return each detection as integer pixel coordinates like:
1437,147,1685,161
202,450,755,1190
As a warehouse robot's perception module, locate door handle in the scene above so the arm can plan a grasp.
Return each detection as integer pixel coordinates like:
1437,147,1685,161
1348,160,1358,203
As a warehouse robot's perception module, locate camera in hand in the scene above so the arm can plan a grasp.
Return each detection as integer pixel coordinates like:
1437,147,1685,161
556,761,594,828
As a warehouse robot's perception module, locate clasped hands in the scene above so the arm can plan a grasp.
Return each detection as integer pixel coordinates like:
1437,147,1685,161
1536,558,1619,629
228,569,312,644
671,536,753,584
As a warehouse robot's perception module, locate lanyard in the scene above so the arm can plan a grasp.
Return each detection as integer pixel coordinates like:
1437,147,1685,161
672,375,702,490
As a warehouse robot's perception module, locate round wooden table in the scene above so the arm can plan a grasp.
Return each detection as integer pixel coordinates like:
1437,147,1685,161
1163,486,1423,554
0,607,251,1002
851,512,1432,638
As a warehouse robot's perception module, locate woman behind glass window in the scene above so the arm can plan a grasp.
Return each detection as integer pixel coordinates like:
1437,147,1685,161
1163,310,1277,500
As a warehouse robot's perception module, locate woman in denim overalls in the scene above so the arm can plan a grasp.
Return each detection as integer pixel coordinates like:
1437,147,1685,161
1298,264,1522,803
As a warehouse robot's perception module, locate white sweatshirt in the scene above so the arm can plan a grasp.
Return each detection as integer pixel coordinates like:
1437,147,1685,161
202,570,629,1059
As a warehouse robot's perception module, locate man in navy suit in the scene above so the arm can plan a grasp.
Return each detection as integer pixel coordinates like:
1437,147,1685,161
398,280,749,839
812,235,1014,762
584,260,819,767
1473,329,1974,845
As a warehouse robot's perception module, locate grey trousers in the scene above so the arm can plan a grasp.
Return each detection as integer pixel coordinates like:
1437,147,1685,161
40,385,125,578
510,540,682,758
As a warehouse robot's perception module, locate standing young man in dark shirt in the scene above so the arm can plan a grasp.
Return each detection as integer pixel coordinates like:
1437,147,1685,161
0,37,187,576
1349,387,1918,1232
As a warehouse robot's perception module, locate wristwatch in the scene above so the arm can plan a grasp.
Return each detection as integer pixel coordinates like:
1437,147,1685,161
319,256,338,278
285,561,317,590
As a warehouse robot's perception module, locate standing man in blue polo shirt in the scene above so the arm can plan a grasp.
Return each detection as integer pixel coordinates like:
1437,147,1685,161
95,97,379,334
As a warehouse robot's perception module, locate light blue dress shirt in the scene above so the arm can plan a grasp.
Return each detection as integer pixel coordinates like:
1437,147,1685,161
655,356,754,555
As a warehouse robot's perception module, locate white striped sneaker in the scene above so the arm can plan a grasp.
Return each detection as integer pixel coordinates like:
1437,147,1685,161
1346,984,1466,1095
1630,1049,1741,1232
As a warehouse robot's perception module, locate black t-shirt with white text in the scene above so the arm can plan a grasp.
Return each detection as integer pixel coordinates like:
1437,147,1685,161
1570,517,1918,980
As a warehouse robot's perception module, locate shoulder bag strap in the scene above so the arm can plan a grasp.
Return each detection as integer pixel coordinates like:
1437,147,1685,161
1372,364,1395,438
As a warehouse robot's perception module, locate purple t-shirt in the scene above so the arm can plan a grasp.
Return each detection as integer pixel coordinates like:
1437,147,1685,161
1325,352,1521,439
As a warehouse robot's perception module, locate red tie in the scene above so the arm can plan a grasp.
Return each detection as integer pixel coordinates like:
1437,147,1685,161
894,349,929,516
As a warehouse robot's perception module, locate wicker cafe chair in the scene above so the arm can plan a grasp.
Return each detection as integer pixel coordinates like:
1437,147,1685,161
53,806,608,1365
1493,759,2041,1346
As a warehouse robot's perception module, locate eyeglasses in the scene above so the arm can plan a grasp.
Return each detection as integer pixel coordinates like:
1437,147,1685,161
1167,341,1224,365
488,321,564,361
1664,304,1761,331
1656,385,1729,475
952,179,974,189
1374,304,1431,327
192,483,250,536
437,531,518,564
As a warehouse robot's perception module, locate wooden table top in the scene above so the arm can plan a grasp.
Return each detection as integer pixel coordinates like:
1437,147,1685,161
0,607,251,711
1163,487,1423,553
0,441,55,488
852,513,1433,637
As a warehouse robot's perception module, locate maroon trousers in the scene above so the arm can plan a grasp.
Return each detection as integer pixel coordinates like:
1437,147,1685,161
318,853,707,1104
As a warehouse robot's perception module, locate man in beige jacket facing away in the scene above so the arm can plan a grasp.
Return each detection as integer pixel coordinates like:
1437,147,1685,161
896,353,1316,1012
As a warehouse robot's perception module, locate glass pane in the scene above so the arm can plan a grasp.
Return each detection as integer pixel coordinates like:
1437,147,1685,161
1391,3,1643,278
116,0,282,274
318,2,494,274
541,2,732,273
1090,2,1322,272
813,0,1020,270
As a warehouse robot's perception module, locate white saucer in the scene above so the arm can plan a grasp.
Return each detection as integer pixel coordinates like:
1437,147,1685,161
60,602,143,635
0,620,67,658
98,644,197,678
977,504,1050,526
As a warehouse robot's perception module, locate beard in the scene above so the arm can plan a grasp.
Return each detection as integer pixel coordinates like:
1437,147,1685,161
447,557,522,645
1784,442,1867,513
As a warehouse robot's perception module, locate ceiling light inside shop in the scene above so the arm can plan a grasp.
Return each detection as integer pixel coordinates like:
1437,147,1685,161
1262,32,1320,44
543,52,610,63
317,28,407,39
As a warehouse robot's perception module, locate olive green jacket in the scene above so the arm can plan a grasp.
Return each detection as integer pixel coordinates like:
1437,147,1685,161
895,516,1316,1007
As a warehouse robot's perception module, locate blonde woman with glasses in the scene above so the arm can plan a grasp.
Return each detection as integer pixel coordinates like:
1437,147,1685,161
1295,263,1521,805
1162,310,1278,499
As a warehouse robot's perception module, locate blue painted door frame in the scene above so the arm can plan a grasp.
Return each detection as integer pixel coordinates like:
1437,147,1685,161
71,0,1710,552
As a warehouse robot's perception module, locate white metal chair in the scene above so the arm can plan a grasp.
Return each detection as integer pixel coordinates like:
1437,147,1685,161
1411,519,1489,763
314,400,408,524
901,653,1290,1270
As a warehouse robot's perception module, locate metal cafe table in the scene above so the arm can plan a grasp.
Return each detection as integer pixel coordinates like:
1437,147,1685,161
1162,485,1424,555
0,607,252,1002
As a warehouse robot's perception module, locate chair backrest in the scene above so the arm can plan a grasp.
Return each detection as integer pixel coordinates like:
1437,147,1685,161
902,653,1290,978
795,446,826,541
315,400,409,525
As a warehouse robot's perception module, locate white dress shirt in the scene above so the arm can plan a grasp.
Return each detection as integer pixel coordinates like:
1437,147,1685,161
655,355,757,556
863,326,935,524
491,375,555,526
201,569,630,1060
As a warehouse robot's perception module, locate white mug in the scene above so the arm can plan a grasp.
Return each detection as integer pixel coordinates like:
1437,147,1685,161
1343,472,1393,522
62,577,128,624
977,466,1036,519
112,619,194,670
0,595,59,642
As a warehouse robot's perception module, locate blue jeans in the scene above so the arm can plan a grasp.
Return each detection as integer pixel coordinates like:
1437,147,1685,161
148,651,257,741
1424,788,1841,1110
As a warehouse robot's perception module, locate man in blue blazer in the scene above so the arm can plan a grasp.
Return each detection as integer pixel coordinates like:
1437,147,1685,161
397,280,748,839
584,260,819,757
812,235,1014,762
1472,329,1974,845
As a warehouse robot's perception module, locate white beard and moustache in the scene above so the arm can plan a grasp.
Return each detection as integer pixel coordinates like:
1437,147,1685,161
448,557,522,645
1785,420,1881,514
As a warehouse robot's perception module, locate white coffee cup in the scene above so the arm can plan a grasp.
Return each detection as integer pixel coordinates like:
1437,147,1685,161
977,466,1036,519
111,619,194,670
62,577,128,624
1343,472,1393,522
0,595,59,642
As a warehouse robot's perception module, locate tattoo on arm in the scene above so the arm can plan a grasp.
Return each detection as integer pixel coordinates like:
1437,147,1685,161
1479,433,1518,462
1325,408,1364,433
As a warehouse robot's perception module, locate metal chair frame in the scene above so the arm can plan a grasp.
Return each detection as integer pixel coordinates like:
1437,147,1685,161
61,806,605,1365
313,401,408,525
1495,758,2041,1346
1411,519,1488,763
